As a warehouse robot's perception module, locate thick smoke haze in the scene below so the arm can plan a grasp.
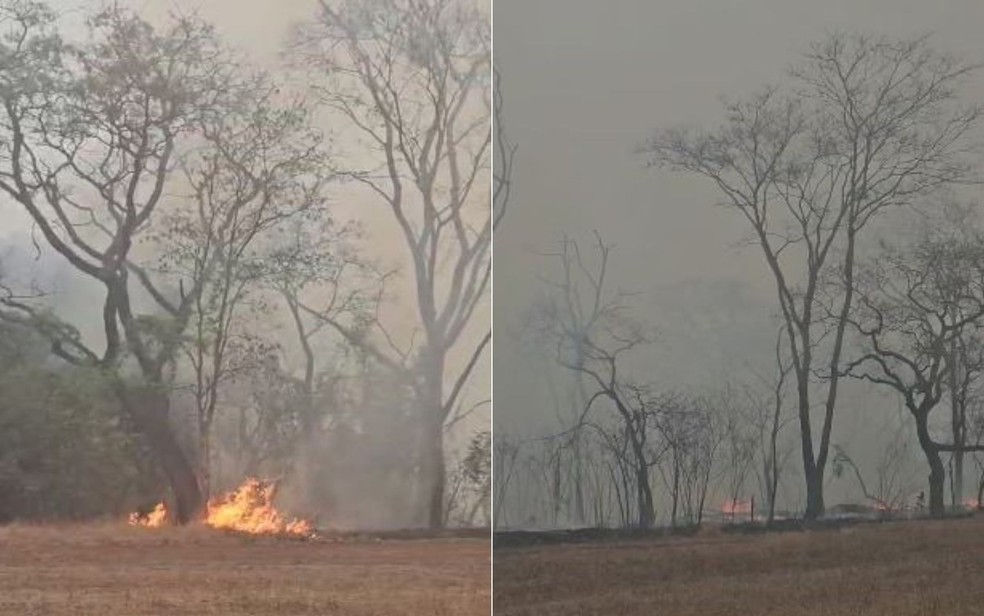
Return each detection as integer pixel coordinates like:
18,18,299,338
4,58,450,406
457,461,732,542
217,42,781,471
494,0,984,526
0,0,490,530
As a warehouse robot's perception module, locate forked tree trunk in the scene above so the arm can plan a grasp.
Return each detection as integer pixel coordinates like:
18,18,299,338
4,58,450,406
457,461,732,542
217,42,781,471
119,385,203,525
804,469,825,521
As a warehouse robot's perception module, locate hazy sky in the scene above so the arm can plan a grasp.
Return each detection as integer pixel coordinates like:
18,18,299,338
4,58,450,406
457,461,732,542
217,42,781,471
493,0,984,446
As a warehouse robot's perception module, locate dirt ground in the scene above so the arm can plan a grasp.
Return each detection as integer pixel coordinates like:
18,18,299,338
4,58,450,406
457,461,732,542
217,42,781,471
494,516,984,616
0,523,489,615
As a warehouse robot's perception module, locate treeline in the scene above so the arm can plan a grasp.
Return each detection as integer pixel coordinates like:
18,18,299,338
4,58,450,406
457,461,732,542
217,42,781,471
0,0,492,529
496,32,984,529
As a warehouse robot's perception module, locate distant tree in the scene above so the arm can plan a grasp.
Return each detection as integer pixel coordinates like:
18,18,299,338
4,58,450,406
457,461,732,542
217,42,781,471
645,33,982,519
742,329,794,522
654,395,722,527
492,436,520,529
831,409,917,514
528,232,665,529
716,387,758,522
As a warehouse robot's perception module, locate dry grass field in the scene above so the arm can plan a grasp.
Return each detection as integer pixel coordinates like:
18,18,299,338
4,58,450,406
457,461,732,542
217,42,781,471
494,516,984,615
0,523,488,616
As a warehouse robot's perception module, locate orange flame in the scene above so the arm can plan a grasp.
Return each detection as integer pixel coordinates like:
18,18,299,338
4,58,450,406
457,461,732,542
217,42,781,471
126,478,314,537
128,502,168,528
204,477,314,538
721,499,753,516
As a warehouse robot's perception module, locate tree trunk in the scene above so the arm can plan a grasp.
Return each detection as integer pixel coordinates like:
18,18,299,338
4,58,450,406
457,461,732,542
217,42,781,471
915,412,946,516
954,452,965,508
636,466,654,529
415,345,448,530
949,339,965,508
424,415,446,529
804,468,825,520
200,430,212,504
670,463,680,528
977,469,984,510
794,365,825,521
119,385,203,525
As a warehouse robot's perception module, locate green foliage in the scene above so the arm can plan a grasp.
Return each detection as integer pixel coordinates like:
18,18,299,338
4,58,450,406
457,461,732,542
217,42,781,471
0,324,159,522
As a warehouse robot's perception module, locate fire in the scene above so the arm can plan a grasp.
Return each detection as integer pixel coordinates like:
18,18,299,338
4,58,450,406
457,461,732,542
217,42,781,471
204,477,314,538
128,502,168,528
721,498,753,516
126,478,314,537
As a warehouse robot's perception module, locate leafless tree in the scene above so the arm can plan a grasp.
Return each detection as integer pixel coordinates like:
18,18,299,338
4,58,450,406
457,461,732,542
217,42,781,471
831,410,917,514
716,387,758,522
528,232,665,528
654,395,723,528
289,0,492,528
843,230,984,515
644,33,982,519
742,329,795,522
492,436,520,529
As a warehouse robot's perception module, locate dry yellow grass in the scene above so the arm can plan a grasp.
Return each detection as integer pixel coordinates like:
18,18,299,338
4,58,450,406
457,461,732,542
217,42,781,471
0,523,489,615
494,516,984,615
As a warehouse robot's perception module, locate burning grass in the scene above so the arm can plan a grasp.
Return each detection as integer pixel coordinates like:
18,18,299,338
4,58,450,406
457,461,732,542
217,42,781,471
494,514,984,615
0,522,488,615
128,477,315,538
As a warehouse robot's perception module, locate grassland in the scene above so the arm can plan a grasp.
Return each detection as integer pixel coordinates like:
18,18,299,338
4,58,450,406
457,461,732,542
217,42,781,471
494,516,984,615
0,523,488,615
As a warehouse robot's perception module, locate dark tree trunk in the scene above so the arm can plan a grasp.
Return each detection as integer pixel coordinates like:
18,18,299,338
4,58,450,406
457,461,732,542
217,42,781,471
794,368,825,521
119,385,203,525
915,412,946,516
636,466,654,529
949,339,966,508
416,355,446,529
804,469,825,520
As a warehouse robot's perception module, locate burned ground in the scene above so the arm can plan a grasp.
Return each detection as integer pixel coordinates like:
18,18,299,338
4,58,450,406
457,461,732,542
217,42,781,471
0,524,488,615
494,515,984,615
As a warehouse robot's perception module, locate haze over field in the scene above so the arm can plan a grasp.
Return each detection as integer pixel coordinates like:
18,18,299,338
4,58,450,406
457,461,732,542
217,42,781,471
494,0,984,527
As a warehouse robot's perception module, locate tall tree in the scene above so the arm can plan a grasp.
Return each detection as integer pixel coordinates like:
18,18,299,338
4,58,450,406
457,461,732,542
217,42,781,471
0,3,324,522
170,86,329,500
644,33,981,519
290,0,492,527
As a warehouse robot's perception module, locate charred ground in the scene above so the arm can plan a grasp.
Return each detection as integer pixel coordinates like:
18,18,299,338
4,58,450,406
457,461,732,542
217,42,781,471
494,514,984,616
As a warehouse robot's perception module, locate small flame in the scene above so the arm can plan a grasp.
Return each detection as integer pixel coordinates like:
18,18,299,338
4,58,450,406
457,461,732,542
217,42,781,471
128,502,168,528
721,499,753,515
205,477,314,538
963,497,981,510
